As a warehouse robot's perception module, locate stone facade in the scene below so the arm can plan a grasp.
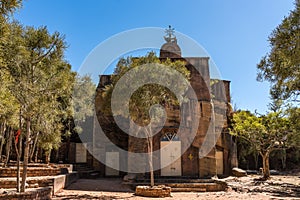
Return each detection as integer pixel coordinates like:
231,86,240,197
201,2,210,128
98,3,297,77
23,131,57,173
92,29,237,178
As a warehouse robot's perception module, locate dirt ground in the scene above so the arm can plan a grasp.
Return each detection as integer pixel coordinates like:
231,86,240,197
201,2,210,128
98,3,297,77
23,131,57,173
53,174,300,200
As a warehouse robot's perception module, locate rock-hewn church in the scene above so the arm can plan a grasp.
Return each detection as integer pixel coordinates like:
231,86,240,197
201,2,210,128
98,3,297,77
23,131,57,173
68,27,237,180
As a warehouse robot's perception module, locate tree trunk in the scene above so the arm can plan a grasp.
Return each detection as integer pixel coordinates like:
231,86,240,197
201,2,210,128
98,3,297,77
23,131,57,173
55,148,59,163
0,121,7,161
29,132,39,163
16,109,22,192
261,152,270,179
45,149,51,164
145,127,154,187
149,138,154,187
281,148,286,170
4,128,13,167
15,136,21,192
34,147,39,163
0,136,4,162
21,118,31,192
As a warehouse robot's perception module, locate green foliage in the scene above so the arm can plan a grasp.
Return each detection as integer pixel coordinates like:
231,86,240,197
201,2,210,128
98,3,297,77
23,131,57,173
0,0,22,17
0,21,76,156
0,0,78,192
102,52,190,125
72,74,96,133
230,110,299,178
287,107,300,146
0,1,22,129
231,111,293,153
0,65,19,127
257,0,300,102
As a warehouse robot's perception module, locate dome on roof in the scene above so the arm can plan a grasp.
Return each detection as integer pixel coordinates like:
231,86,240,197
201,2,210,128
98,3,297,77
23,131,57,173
160,41,181,58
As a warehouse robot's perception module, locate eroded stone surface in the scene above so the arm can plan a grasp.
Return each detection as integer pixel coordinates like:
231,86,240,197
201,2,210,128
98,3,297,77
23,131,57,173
135,185,171,197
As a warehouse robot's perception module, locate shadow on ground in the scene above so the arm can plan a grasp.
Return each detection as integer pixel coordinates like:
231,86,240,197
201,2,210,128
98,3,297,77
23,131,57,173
64,178,133,192
53,194,128,200
249,178,300,198
53,178,135,200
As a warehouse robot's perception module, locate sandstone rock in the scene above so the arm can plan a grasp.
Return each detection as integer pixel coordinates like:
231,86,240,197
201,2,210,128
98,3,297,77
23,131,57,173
232,167,247,177
135,185,171,198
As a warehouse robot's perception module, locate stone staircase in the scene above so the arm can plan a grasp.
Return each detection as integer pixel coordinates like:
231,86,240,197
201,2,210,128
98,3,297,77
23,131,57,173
0,164,78,194
133,177,227,192
73,164,100,179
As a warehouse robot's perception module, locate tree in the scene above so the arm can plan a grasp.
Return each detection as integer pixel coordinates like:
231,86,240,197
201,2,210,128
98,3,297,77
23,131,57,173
289,107,300,131
256,0,300,174
230,110,297,179
101,52,190,186
0,1,23,192
0,0,22,17
2,23,75,192
0,0,75,192
72,74,96,134
0,76,19,160
257,0,300,102
0,0,22,153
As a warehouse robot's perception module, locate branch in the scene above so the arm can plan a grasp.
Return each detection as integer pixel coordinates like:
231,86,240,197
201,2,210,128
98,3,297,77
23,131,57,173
31,38,59,65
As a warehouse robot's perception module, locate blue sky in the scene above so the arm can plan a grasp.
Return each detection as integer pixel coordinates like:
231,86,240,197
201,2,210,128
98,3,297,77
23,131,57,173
15,0,295,113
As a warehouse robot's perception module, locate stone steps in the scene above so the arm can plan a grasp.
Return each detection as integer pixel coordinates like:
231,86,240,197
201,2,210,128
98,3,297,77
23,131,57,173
0,167,61,177
132,178,227,192
78,170,101,179
166,182,218,188
73,164,100,179
171,187,207,192
0,178,52,189
163,179,215,183
0,164,73,177
0,172,78,194
165,182,225,192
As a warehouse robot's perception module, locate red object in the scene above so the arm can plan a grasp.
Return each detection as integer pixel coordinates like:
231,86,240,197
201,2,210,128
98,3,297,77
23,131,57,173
15,129,21,143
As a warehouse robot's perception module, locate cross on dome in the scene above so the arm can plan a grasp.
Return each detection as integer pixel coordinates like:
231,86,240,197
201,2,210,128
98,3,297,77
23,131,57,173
164,25,177,43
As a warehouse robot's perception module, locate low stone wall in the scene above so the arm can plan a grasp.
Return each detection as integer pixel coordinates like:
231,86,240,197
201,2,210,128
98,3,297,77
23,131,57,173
53,172,78,194
0,187,52,200
0,168,61,177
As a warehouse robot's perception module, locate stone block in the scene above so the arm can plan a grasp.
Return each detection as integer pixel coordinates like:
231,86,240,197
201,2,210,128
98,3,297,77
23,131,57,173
135,185,171,198
232,167,247,177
